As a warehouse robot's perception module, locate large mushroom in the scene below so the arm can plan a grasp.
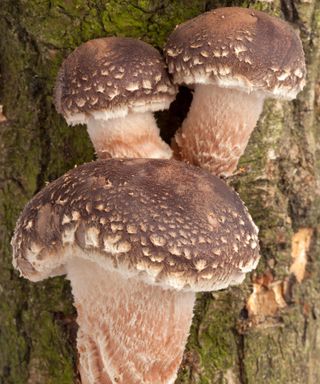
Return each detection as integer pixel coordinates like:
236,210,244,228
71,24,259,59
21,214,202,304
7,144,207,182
164,7,306,176
55,37,177,159
12,159,260,384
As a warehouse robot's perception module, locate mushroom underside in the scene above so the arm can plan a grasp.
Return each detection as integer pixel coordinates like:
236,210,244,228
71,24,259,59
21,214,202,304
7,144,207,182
86,111,172,159
67,257,196,384
174,83,265,176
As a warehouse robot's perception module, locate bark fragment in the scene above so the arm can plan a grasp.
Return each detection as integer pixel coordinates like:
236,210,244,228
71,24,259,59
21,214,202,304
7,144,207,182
290,228,313,283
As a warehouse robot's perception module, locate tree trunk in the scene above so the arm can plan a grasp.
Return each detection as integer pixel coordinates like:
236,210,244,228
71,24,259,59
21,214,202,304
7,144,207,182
0,1,319,383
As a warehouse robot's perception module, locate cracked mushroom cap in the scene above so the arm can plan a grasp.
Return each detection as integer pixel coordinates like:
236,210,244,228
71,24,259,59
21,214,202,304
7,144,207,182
12,159,260,291
164,7,306,99
54,37,177,125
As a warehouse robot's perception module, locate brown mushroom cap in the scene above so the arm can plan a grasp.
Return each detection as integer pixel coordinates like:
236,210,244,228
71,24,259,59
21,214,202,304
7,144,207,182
164,7,306,99
55,37,177,124
12,159,260,291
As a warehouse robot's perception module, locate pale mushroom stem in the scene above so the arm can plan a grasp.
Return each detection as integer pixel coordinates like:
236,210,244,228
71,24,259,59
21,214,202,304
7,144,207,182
87,112,172,160
67,258,195,384
174,84,265,177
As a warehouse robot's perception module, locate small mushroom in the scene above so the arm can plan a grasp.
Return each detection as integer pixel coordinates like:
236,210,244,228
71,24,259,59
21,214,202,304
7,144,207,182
12,159,260,384
164,7,306,176
55,37,177,159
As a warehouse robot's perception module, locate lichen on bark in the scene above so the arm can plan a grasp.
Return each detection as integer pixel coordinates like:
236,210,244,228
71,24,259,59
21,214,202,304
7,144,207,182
0,1,319,383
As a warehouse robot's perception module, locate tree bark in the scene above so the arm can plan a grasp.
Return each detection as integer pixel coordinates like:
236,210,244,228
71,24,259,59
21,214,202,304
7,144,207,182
0,1,319,383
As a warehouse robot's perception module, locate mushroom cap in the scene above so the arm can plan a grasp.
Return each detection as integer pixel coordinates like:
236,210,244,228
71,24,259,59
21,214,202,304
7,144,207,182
54,37,177,125
12,159,260,292
164,7,306,99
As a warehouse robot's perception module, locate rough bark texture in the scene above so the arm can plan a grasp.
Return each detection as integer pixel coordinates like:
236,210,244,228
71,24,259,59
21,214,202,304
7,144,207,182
0,1,319,383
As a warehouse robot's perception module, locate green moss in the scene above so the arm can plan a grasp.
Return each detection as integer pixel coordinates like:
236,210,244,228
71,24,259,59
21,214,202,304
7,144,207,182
177,290,245,384
21,280,76,384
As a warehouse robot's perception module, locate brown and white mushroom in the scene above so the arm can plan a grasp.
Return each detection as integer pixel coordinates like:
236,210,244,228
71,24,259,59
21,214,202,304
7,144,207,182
12,158,260,384
54,37,177,159
164,7,306,176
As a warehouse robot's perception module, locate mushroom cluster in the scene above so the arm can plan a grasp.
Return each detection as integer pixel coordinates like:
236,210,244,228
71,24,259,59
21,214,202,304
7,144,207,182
12,6,306,384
